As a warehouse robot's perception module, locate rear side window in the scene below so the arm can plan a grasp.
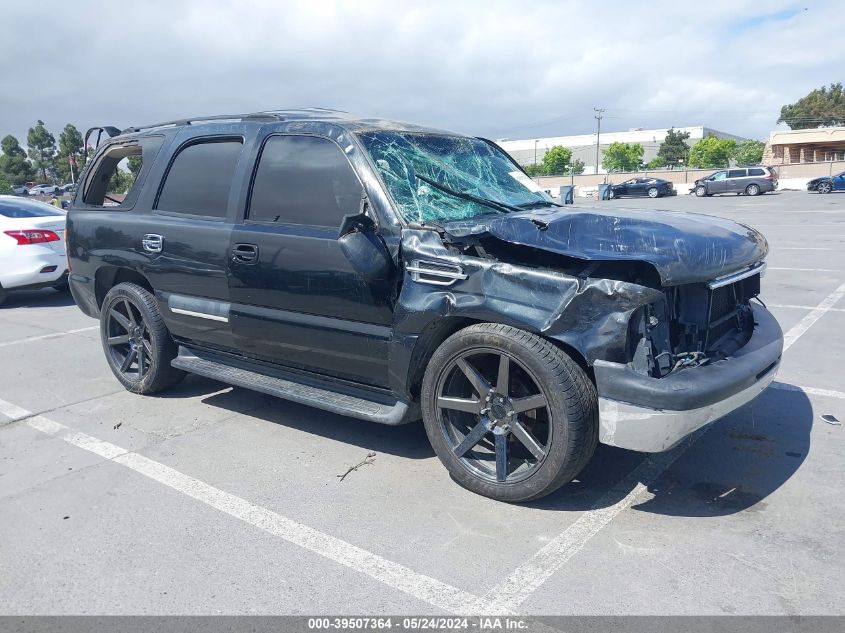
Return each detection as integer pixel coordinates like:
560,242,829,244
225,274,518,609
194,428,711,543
248,135,362,227
0,198,63,218
728,169,747,178
748,168,765,176
156,139,243,219
83,136,163,208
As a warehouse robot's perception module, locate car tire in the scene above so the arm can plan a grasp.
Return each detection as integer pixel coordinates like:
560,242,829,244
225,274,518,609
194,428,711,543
694,185,707,197
53,281,69,293
421,323,598,503
818,181,832,194
608,189,615,199
100,282,186,394
647,187,659,198
745,183,760,196
0,286,6,307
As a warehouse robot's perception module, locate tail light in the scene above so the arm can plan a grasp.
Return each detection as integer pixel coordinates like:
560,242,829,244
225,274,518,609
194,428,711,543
3,229,61,245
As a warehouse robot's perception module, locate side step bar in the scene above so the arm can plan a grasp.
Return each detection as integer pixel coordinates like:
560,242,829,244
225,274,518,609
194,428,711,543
171,348,415,426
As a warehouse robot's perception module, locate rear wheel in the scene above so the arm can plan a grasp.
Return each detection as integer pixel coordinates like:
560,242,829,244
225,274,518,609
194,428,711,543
695,185,707,197
647,186,659,198
100,282,185,394
818,181,833,194
421,323,598,503
745,183,760,196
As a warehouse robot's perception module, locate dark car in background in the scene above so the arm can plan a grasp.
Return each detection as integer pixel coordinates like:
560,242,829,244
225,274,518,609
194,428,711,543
694,167,777,197
807,171,845,194
609,177,675,199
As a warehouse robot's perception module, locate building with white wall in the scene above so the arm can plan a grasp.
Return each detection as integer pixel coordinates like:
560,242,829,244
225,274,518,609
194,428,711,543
497,126,748,174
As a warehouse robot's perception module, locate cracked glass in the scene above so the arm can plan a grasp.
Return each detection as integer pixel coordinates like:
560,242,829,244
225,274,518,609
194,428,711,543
357,131,554,223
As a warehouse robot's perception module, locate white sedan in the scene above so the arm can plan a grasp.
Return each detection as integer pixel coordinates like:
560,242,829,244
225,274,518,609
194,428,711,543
0,196,68,306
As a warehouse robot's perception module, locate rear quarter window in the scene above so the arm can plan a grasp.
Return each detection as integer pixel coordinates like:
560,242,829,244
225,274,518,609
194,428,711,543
748,168,765,176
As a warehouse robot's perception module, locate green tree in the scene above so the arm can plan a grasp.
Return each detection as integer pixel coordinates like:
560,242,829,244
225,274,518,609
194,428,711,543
0,173,13,195
778,83,845,129
0,135,35,184
569,158,585,175
523,163,543,177
55,124,86,183
602,142,644,172
127,155,143,177
655,128,691,168
646,157,664,170
688,135,737,168
26,120,57,181
732,139,765,165
541,145,572,175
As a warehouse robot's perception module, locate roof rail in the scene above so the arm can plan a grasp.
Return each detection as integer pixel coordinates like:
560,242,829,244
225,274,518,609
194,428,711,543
121,111,287,134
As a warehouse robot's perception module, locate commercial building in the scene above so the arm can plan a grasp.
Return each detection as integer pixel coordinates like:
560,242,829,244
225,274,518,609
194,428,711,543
762,127,845,164
498,126,747,174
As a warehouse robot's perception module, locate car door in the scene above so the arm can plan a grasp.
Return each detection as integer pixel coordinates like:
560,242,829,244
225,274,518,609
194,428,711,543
137,130,249,352
726,169,746,193
227,133,395,388
834,172,845,191
707,171,727,194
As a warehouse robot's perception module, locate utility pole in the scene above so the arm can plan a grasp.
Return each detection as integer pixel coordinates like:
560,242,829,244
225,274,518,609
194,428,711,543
594,108,605,178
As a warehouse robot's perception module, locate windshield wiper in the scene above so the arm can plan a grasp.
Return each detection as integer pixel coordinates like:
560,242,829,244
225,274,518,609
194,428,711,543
516,200,563,209
414,174,524,215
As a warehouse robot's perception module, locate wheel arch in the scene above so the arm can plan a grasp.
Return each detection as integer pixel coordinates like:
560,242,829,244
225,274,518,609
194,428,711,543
95,266,154,309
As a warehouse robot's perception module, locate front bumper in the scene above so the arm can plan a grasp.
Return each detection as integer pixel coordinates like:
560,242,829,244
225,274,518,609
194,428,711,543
593,304,783,452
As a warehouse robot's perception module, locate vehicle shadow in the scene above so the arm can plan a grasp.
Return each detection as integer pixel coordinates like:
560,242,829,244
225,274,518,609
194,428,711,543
1,289,75,309
160,376,813,514
530,385,813,517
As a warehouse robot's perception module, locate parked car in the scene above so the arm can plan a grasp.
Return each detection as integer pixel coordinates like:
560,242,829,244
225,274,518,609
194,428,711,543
694,167,778,197
11,184,29,196
66,111,783,502
806,171,845,194
0,195,68,306
60,183,76,193
609,177,675,199
28,184,60,196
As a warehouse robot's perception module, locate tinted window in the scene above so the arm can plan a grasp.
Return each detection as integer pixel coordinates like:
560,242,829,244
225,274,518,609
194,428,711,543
248,135,362,227
0,198,63,218
156,139,242,218
748,168,765,176
728,169,746,178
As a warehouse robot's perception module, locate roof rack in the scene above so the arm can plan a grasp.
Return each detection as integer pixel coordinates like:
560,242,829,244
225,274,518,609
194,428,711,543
120,108,351,135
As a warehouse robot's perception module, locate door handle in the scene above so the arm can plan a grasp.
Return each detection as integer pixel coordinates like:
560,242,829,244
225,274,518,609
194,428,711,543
142,234,163,253
232,243,259,263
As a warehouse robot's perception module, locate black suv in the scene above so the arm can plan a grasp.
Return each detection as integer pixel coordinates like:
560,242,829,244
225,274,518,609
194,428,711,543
67,110,783,502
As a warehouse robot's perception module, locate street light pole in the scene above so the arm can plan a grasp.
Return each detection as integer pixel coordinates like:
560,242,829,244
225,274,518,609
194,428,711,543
534,139,539,183
594,108,605,178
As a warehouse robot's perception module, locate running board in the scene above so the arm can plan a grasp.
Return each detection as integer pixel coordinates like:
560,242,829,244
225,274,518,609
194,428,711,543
171,348,415,426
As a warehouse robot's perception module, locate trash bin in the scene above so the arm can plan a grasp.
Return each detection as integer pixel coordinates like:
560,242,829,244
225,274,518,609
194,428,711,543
598,184,612,200
558,185,574,205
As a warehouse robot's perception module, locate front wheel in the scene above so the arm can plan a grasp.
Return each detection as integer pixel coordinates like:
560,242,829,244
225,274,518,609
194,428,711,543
647,187,659,198
818,181,833,194
100,282,185,394
421,323,598,502
694,185,707,197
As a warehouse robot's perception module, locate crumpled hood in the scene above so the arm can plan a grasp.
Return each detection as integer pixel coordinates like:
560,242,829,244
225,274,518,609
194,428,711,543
443,206,768,286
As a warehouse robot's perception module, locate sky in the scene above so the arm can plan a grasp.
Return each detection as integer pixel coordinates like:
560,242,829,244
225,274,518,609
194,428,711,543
1,0,841,148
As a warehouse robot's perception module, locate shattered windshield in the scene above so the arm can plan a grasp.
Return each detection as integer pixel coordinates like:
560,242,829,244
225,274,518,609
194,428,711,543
357,131,555,223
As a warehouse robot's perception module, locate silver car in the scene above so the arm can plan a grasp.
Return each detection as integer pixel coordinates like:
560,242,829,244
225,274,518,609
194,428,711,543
694,167,778,197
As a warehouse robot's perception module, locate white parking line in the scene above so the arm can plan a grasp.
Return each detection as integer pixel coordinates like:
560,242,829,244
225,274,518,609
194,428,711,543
0,397,31,422
767,267,842,272
770,381,845,400
776,247,836,251
782,282,845,351
0,326,98,349
17,406,509,616
769,304,845,313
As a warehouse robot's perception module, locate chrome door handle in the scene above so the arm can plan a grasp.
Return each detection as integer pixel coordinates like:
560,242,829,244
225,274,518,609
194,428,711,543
142,234,163,253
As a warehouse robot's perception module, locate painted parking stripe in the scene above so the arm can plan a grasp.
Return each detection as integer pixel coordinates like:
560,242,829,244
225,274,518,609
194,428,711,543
0,326,98,349
0,397,32,422
769,304,845,313
767,267,842,272
782,281,845,352
17,407,509,616
770,381,845,400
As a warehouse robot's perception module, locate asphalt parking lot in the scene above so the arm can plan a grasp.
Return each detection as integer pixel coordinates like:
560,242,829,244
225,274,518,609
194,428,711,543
1,190,843,617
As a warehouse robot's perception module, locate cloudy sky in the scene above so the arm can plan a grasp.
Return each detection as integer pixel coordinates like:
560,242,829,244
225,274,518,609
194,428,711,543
1,0,841,146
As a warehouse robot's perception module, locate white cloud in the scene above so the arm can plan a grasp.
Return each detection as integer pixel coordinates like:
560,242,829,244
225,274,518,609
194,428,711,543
1,0,842,145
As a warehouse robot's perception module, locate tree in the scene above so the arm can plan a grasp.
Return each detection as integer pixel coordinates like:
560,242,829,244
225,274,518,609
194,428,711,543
688,135,737,168
602,142,644,172
569,158,585,175
26,120,57,181
655,128,691,168
732,139,765,166
778,83,845,129
0,135,35,184
0,173,12,195
523,163,543,177
55,124,86,183
646,157,664,170
541,145,572,175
